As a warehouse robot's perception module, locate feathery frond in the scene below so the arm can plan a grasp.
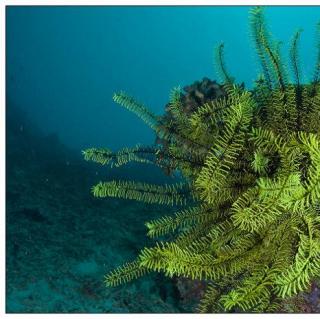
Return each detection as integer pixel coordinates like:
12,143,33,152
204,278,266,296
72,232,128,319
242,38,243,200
113,92,159,130
215,43,234,85
84,6,320,313
92,180,190,206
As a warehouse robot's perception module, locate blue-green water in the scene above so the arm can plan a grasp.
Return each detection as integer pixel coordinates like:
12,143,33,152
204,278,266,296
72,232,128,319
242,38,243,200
7,6,320,151
6,6,320,313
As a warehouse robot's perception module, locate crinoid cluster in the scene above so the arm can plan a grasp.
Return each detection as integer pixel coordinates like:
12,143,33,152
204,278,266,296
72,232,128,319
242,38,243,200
82,7,320,312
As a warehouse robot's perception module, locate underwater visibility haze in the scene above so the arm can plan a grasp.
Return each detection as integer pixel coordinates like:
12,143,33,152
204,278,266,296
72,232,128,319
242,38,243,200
6,5,320,313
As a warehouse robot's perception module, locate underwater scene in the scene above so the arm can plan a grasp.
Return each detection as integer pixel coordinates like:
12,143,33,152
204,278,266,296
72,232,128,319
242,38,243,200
6,5,320,313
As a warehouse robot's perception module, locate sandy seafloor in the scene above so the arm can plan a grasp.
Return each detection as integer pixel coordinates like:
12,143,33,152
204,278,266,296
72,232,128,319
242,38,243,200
6,106,190,313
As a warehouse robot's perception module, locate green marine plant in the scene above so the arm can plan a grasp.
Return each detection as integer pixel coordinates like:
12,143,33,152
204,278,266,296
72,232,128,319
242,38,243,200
83,7,320,312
